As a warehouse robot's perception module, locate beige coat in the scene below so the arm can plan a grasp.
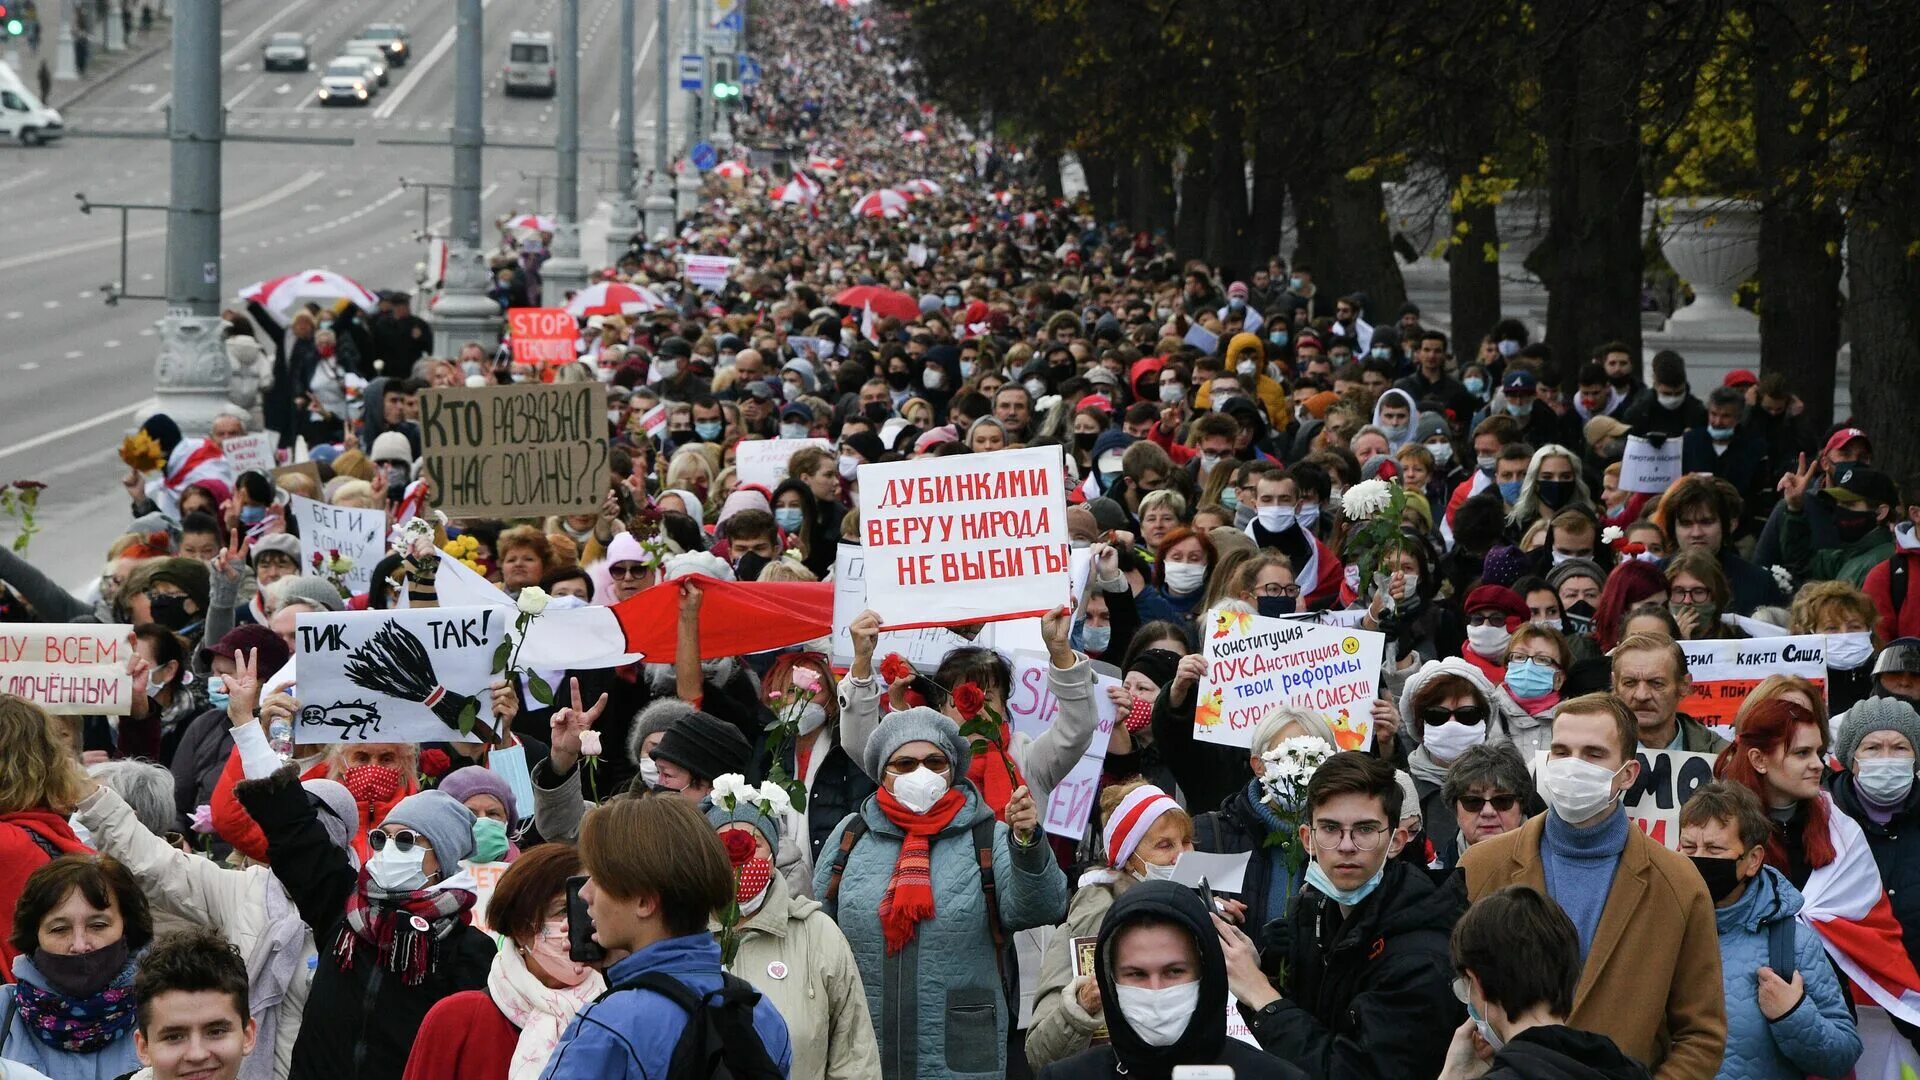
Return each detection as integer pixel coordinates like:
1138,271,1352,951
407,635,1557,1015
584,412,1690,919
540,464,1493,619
715,871,879,1080
1024,877,1120,1069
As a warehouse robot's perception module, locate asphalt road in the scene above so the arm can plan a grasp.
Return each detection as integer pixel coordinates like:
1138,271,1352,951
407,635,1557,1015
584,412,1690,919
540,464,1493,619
0,0,697,593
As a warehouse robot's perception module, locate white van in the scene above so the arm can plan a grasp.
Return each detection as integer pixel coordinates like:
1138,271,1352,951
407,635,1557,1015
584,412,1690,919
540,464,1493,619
0,61,63,145
504,31,555,96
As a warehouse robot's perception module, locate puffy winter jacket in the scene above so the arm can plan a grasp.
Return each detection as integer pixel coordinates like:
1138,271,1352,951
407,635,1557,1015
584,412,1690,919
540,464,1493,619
1710,865,1861,1080
1862,524,1920,642
814,786,1068,1080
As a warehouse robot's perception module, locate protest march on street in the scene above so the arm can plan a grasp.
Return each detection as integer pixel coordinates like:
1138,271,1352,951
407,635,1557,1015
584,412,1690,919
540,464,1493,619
7,0,1920,1078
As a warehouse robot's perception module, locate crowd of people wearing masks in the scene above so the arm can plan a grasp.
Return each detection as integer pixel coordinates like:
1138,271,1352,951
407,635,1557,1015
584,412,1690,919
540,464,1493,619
3,1,1920,1079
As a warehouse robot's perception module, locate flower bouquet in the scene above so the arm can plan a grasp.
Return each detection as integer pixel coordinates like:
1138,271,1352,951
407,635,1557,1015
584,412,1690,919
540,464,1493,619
1257,735,1334,873
710,775,793,966
0,480,47,554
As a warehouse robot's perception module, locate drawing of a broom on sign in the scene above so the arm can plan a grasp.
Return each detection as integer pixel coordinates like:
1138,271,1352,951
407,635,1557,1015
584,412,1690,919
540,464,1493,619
343,622,500,743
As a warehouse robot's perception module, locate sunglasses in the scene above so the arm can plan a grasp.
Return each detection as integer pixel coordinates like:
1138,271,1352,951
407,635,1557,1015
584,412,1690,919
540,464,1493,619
1421,705,1491,728
366,828,432,854
1455,793,1520,814
608,562,651,580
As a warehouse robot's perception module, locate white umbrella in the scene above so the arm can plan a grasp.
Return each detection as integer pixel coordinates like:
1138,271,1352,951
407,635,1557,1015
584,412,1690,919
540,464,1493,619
237,269,382,319
503,213,556,232
563,281,666,317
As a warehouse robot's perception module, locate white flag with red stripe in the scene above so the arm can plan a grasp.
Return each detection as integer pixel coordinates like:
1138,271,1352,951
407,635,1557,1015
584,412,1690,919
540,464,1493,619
1799,796,1920,1028
147,438,235,519
860,302,879,345
638,402,668,439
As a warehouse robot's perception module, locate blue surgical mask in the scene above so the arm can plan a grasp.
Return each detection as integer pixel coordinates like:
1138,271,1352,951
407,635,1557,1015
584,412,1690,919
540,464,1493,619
1381,424,1408,443
1305,858,1384,907
1221,488,1240,511
239,505,265,526
694,420,723,441
1498,479,1524,504
470,817,509,863
780,422,810,440
1269,331,1289,348
206,675,231,710
1079,622,1112,654
1371,346,1391,361
1708,425,1735,441
1504,659,1556,699
1504,401,1530,418
774,507,804,532
1464,377,1487,397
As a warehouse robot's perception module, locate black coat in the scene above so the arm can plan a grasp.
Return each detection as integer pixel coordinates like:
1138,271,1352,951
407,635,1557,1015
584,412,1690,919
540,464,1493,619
1828,771,1920,976
370,312,434,372
509,664,654,793
1482,1025,1654,1080
1193,786,1297,954
1244,859,1466,1079
750,723,875,868
1040,1039,1301,1080
1682,427,1772,502
1148,679,1248,817
235,766,493,1080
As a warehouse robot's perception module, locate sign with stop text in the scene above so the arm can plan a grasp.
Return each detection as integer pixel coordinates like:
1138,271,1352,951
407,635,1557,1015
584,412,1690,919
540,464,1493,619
1679,634,1828,739
856,445,1070,630
418,382,609,518
506,308,578,368
1192,610,1385,751
0,625,136,715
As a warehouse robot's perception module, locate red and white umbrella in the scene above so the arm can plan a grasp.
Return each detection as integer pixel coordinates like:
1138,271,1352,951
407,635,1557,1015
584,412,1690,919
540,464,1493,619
807,156,844,174
851,188,911,219
901,129,927,144
238,269,382,319
897,178,943,197
503,213,555,233
712,160,751,179
990,189,1015,205
772,171,822,205
564,281,665,317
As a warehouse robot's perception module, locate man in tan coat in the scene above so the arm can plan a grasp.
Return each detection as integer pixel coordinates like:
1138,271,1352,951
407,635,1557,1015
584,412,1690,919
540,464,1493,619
1461,692,1726,1080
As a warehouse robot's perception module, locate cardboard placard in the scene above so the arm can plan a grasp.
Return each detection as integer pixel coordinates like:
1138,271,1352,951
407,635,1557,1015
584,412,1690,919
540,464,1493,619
288,494,384,596
294,607,506,744
272,461,322,489
468,860,512,933
1621,435,1683,494
1531,749,1718,850
418,382,610,518
1680,634,1828,739
0,625,136,715
506,308,579,368
1003,650,1119,841
221,432,278,476
828,545,973,670
855,445,1071,630
736,437,831,491
1192,611,1385,751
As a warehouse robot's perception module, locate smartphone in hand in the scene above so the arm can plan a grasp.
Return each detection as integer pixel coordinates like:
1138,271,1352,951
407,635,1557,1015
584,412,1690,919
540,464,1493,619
566,874,606,965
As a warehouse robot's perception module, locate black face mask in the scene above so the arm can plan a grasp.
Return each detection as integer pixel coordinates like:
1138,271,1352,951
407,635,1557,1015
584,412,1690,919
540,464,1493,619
885,370,911,391
1834,507,1882,544
733,551,771,583
1609,373,1634,390
34,940,130,999
863,401,893,425
1256,594,1296,619
1687,855,1745,904
1563,599,1597,636
1536,479,1575,511
1073,431,1098,453
147,592,196,632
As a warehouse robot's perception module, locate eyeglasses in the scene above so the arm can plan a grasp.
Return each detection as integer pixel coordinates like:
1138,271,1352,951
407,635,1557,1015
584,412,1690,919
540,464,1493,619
1670,586,1714,604
885,754,950,776
1465,613,1508,628
1507,652,1560,669
1253,584,1302,598
1456,793,1520,814
366,828,432,853
608,562,651,580
1311,820,1388,850
1421,705,1490,728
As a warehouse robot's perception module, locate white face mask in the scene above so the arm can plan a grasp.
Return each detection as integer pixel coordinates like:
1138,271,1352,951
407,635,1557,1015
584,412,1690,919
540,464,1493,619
1115,980,1200,1047
838,454,860,480
1856,756,1917,804
1237,360,1257,378
1827,632,1873,671
1257,505,1295,533
1132,857,1180,882
1533,617,1565,633
1541,756,1625,824
366,843,430,894
1164,561,1206,596
638,756,661,788
890,766,950,814
1422,719,1487,763
1296,502,1321,529
1024,378,1046,398
791,702,828,736
1466,624,1512,657
653,358,678,380
1657,391,1689,410
739,885,771,917
923,367,945,390
1159,384,1185,404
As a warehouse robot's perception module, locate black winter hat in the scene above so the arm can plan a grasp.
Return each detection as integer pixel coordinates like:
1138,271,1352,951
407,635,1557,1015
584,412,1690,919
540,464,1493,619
651,711,752,783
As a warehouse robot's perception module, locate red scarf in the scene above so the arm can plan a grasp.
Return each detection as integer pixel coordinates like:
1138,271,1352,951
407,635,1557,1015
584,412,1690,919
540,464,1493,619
966,722,1028,820
874,786,967,954
335,868,477,986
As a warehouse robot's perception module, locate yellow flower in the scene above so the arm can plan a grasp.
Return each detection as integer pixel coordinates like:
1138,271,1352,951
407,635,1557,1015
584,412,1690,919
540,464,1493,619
119,432,165,473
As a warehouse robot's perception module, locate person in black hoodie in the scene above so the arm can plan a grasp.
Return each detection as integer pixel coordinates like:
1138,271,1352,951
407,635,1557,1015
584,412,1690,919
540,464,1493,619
1436,884,1652,1080
1037,881,1305,1080
1218,751,1464,1079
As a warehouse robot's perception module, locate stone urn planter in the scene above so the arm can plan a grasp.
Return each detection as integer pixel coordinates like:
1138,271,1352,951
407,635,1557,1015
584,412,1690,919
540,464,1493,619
1654,197,1760,331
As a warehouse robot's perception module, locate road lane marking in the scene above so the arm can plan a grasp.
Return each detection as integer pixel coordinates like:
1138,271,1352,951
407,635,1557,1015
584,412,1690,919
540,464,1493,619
375,0,497,119
0,399,159,464
0,171,327,273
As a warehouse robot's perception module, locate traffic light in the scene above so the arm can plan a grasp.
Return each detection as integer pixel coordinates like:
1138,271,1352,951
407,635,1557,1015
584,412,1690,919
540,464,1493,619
712,80,740,100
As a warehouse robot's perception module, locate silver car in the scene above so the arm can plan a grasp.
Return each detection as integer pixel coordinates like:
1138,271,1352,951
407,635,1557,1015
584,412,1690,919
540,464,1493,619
341,41,390,86
358,23,411,66
316,59,373,106
262,32,309,72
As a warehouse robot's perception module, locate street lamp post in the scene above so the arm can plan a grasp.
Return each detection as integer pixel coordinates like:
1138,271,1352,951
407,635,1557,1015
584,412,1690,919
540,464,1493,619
641,0,674,240
605,0,639,267
542,0,588,298
432,0,504,351
150,0,228,434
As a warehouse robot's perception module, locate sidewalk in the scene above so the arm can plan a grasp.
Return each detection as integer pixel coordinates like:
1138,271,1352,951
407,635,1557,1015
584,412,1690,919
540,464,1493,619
5,8,173,110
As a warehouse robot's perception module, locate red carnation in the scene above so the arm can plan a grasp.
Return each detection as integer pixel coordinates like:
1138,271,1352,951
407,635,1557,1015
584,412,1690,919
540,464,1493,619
418,749,451,779
879,653,912,684
721,829,757,868
952,682,986,720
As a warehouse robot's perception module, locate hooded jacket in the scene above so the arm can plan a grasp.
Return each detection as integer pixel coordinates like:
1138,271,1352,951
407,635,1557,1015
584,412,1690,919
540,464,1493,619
1862,522,1920,641
1481,1025,1654,1080
1037,881,1306,1080
1370,388,1420,451
1242,858,1465,1078
1710,865,1860,1080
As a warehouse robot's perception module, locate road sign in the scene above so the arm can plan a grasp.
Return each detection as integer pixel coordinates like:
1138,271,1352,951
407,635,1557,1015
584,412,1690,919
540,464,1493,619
710,0,741,29
700,27,735,50
690,142,717,171
736,56,761,86
716,9,743,31
678,54,703,91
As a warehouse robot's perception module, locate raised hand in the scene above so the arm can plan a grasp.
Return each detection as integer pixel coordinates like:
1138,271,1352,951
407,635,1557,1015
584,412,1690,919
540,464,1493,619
1777,452,1819,511
225,647,262,723
1005,785,1038,841
548,676,609,774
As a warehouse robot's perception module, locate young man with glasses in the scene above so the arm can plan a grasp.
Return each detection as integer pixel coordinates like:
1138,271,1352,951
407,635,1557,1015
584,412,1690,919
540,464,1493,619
1215,751,1465,1079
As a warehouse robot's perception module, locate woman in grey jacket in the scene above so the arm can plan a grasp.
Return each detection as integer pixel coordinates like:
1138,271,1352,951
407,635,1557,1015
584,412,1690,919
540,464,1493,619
815,708,1069,1080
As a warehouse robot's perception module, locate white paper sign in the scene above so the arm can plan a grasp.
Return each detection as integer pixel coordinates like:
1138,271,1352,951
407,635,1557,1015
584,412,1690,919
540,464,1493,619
856,445,1071,630
1183,323,1219,355
829,545,972,669
1193,611,1385,751
679,253,739,292
736,437,831,491
1168,850,1252,894
1621,435,1684,494
1003,649,1119,841
1680,634,1828,740
221,432,277,476
0,625,136,715
289,494,384,596
294,607,506,744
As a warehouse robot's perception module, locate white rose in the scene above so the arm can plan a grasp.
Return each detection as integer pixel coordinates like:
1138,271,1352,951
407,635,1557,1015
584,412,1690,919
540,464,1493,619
1601,525,1625,545
758,784,794,817
516,585,551,615
577,730,602,758
710,773,749,805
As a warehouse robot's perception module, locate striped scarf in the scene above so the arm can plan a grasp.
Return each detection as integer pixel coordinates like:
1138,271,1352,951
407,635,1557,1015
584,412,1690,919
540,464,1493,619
335,869,477,986
874,786,967,954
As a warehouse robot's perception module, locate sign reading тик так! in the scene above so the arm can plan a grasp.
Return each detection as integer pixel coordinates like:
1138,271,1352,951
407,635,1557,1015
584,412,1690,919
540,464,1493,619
418,381,609,518
855,445,1070,630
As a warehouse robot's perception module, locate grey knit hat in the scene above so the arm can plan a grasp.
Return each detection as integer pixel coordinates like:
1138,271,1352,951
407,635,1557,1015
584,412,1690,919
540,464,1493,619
1836,696,1920,771
1547,558,1607,594
706,798,781,860
861,706,971,782
303,778,360,854
275,575,347,612
626,697,696,767
380,790,477,869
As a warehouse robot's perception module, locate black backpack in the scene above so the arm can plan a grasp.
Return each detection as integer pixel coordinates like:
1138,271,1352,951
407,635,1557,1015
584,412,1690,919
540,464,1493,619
596,971,783,1080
